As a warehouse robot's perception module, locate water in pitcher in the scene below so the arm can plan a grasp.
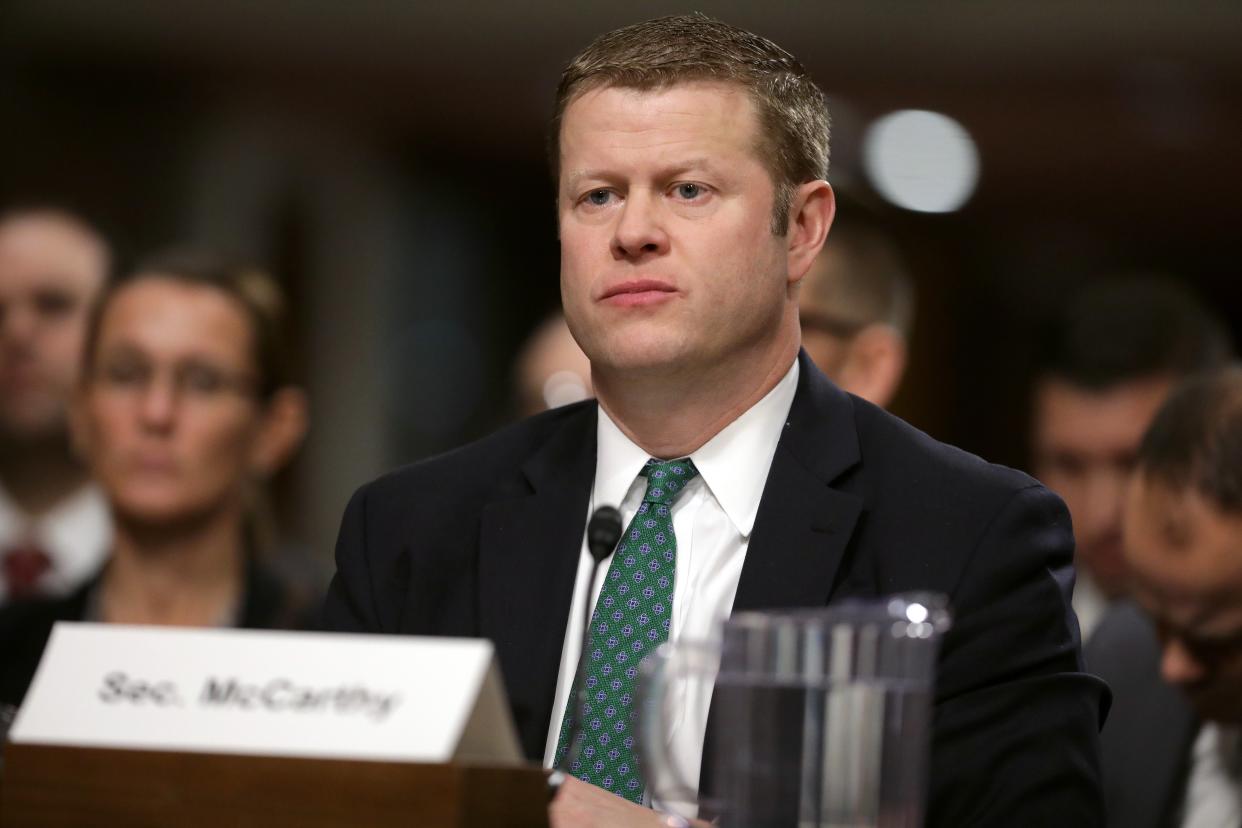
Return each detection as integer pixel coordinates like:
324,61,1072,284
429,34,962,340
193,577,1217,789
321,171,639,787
640,595,950,828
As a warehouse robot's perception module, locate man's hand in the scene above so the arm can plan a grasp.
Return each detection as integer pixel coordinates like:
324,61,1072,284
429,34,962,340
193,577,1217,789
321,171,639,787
548,775,710,828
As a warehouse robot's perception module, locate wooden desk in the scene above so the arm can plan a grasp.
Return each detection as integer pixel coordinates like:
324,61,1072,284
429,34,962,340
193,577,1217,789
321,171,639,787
1,743,549,827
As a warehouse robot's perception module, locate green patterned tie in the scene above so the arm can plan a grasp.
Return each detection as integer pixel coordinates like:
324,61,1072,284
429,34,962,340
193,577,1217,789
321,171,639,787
555,457,700,802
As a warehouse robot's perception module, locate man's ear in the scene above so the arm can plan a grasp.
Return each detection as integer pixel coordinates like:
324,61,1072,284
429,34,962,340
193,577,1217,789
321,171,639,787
786,181,835,285
836,324,908,410
249,388,309,478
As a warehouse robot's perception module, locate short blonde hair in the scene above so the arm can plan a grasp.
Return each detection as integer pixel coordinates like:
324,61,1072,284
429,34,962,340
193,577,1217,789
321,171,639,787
551,13,830,234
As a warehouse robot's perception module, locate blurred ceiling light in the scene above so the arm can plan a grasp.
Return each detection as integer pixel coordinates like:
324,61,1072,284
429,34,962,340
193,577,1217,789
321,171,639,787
863,109,980,214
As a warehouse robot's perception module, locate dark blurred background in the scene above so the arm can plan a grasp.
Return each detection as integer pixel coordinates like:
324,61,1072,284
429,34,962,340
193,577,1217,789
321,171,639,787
3,0,1240,563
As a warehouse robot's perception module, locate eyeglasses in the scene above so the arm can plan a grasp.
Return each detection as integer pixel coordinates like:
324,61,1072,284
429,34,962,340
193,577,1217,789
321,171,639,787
799,310,869,340
91,352,257,403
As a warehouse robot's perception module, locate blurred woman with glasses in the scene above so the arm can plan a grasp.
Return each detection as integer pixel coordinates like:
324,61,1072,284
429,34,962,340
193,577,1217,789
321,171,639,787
0,249,313,710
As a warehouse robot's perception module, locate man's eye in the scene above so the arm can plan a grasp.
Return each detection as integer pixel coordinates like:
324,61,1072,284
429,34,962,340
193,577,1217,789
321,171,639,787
1048,454,1085,477
585,190,612,206
34,290,76,319
674,183,703,200
180,365,227,395
101,360,148,386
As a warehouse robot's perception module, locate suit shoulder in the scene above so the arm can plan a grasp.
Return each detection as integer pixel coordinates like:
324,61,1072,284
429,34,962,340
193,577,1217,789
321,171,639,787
838,395,1074,604
849,395,1047,508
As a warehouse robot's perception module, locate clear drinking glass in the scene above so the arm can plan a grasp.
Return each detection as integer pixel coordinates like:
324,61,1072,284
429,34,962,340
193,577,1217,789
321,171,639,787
639,593,951,828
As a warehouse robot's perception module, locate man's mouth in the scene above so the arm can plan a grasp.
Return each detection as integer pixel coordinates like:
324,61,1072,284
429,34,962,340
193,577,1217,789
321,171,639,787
600,279,677,307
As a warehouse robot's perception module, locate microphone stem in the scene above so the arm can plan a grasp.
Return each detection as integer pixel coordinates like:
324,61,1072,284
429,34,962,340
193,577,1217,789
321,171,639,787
559,555,605,775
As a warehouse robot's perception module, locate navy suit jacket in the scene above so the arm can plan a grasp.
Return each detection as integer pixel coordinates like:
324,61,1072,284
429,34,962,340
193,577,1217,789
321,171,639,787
323,351,1108,825
1088,602,1197,828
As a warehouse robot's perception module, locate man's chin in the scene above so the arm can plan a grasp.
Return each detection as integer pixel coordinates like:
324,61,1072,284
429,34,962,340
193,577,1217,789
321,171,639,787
0,406,71,444
589,343,689,377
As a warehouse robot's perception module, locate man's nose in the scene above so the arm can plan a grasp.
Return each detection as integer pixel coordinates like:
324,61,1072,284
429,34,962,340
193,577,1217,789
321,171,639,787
137,378,179,431
0,304,39,346
1160,637,1206,687
611,192,669,260
1080,467,1127,539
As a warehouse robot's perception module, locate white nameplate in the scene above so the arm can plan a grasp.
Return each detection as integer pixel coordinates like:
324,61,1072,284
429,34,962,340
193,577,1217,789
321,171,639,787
9,623,523,764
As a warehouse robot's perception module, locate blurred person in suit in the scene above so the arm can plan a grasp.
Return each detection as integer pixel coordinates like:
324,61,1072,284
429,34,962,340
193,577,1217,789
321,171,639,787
1089,368,1242,828
798,222,913,409
1031,277,1231,640
515,312,594,417
326,13,1107,826
0,249,312,709
0,208,113,603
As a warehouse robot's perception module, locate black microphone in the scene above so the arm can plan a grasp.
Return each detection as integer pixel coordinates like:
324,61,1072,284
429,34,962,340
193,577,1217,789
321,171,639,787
558,505,623,776
587,505,623,565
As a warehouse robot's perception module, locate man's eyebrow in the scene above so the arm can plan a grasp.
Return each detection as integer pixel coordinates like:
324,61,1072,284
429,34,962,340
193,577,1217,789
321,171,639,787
562,170,615,189
659,158,715,174
563,159,724,189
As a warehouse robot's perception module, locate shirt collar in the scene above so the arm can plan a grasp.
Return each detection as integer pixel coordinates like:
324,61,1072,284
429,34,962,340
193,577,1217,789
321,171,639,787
594,408,655,517
593,358,800,538
0,480,111,566
36,484,111,566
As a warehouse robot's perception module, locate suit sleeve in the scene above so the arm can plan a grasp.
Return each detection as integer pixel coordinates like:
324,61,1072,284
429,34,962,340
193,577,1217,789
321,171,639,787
927,483,1110,827
320,483,383,633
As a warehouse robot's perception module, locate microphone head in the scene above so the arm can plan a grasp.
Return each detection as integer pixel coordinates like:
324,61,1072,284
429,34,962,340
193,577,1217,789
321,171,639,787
586,505,623,563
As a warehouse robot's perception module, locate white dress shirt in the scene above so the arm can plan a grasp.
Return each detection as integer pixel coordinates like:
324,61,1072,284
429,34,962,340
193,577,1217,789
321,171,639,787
1180,724,1242,828
0,482,112,602
542,358,800,814
1072,570,1110,644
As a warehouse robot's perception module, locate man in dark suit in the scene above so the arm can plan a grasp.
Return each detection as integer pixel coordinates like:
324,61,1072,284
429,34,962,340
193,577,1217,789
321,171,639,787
1030,277,1231,642
324,13,1107,827
1089,604,1197,828
1089,369,1242,827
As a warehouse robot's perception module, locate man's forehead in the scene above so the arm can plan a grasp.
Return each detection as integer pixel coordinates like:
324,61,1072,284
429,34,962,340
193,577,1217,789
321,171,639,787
560,81,759,142
557,81,768,187
0,216,107,289
1034,376,1172,443
0,213,97,246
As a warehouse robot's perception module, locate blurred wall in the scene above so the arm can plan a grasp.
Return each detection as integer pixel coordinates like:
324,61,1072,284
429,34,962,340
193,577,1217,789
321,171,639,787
2,1,1239,563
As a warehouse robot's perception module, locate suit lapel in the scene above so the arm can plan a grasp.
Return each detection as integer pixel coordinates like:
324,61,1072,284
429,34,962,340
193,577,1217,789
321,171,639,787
477,358,866,764
478,405,598,761
702,354,864,804
732,351,863,613
1121,675,1198,828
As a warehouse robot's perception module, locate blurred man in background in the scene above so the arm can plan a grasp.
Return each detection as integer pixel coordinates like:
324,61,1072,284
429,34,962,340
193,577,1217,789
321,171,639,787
515,312,593,417
0,208,112,603
1089,369,1242,828
1031,277,1231,639
798,222,913,409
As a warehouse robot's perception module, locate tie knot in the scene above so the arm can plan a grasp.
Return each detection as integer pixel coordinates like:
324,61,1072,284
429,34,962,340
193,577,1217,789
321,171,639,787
3,541,53,599
640,458,699,505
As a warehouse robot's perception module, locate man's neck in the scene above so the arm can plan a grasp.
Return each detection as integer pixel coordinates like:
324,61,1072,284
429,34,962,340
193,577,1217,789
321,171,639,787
0,434,92,517
102,507,246,627
593,332,799,459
